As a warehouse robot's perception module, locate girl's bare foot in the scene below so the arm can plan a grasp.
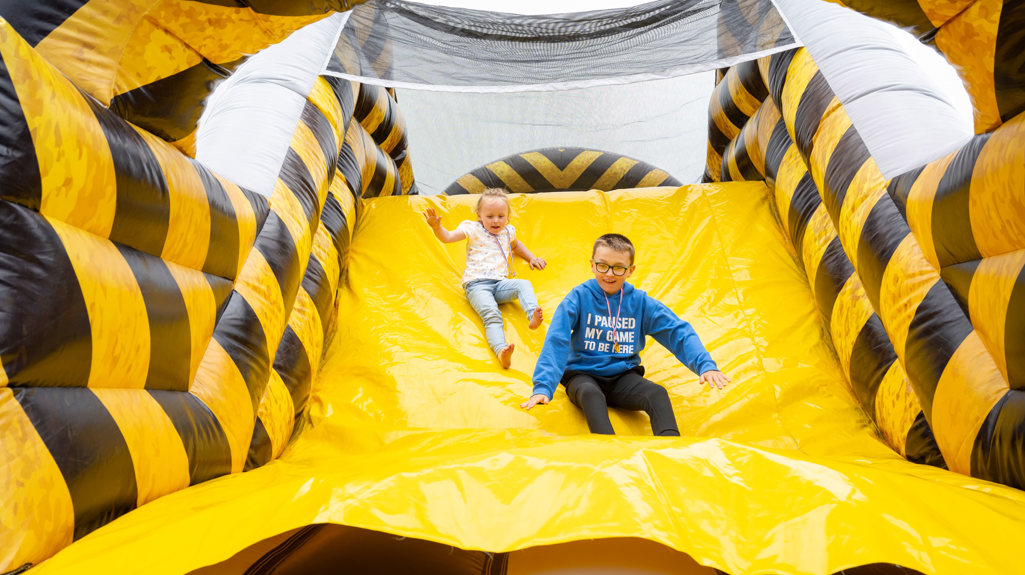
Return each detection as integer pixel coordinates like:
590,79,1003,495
498,344,515,369
528,307,544,330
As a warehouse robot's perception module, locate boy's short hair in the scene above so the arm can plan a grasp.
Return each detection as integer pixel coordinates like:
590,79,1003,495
475,188,511,214
593,233,635,264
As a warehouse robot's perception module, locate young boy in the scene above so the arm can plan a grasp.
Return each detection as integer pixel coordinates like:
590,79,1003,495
520,233,729,436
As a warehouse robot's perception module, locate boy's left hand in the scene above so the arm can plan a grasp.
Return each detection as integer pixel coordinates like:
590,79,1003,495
529,256,546,270
520,394,549,410
699,370,730,389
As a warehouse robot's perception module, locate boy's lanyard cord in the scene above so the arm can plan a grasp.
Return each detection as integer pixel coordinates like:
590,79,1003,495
603,289,623,353
480,222,515,278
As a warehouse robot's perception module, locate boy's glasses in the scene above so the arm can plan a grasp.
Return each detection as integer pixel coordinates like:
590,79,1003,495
592,261,630,276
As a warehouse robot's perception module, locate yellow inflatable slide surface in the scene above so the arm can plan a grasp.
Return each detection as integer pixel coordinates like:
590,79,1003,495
30,186,1025,574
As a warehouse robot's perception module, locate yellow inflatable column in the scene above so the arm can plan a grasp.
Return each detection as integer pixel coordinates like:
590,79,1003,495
886,108,1025,483
773,47,1014,481
242,78,350,468
710,50,944,466
354,83,419,194
705,60,767,183
0,20,264,570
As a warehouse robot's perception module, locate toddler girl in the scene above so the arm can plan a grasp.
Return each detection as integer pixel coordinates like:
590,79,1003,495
423,188,546,368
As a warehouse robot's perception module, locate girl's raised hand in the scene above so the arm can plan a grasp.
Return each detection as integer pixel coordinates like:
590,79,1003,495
422,207,442,228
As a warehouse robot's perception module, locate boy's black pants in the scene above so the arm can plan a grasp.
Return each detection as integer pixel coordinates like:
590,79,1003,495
562,367,680,436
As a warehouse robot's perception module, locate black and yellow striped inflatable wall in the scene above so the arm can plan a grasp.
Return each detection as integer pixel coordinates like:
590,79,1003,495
707,46,1025,487
707,50,945,467
0,9,414,569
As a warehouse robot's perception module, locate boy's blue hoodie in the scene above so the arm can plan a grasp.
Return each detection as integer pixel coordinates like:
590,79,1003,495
531,279,717,399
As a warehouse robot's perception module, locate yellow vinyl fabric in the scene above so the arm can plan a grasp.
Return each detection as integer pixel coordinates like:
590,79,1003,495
30,186,1025,575
709,45,1025,487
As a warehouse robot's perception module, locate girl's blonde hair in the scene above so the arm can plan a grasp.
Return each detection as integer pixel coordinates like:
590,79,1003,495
474,188,511,215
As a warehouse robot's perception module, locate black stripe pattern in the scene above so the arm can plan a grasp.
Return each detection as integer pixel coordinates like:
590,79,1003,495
931,135,989,267
0,202,92,387
85,95,173,259
0,0,88,46
109,57,245,143
443,147,680,194
0,48,42,210
13,387,138,540
149,390,233,485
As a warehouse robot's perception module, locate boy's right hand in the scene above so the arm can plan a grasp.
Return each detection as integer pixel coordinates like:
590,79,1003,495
520,394,549,410
699,370,731,389
422,207,442,229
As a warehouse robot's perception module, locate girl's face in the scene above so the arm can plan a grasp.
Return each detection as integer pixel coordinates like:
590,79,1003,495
477,198,510,234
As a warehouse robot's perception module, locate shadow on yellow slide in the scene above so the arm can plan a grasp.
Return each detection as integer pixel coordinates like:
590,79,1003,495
33,185,1025,574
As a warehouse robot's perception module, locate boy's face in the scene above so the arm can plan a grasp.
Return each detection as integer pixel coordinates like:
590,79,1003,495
477,199,510,234
591,246,634,295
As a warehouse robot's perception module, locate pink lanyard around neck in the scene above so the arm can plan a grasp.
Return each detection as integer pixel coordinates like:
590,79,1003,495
480,222,515,278
603,289,623,353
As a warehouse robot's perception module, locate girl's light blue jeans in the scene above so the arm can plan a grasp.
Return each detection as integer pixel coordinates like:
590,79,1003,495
464,278,539,355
